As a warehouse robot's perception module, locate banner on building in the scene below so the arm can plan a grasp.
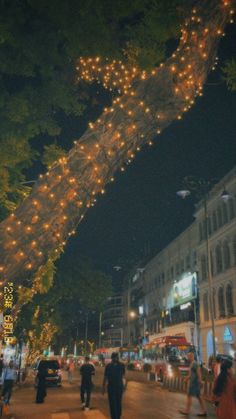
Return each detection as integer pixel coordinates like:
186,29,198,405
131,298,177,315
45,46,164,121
171,272,197,308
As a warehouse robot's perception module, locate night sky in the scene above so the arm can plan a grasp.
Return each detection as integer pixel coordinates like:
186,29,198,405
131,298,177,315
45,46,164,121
51,23,236,280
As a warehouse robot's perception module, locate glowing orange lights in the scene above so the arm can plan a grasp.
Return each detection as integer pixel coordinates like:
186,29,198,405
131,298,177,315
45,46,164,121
0,0,233,288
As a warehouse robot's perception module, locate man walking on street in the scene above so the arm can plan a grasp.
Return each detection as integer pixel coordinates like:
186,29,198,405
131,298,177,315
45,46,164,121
2,360,17,405
102,352,126,419
0,354,4,378
80,356,95,411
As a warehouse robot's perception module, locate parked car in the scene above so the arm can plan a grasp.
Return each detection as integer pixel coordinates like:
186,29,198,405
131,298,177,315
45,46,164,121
34,359,62,387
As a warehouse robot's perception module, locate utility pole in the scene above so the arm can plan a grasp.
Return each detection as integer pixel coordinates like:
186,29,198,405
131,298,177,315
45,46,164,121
85,312,88,354
98,312,102,348
204,197,216,358
127,279,131,346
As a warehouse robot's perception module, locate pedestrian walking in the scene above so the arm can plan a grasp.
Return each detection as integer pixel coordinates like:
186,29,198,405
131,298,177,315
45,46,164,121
102,352,126,419
0,354,4,378
179,352,207,417
213,355,222,380
80,356,95,410
35,363,47,404
67,359,75,383
2,360,17,405
213,359,236,419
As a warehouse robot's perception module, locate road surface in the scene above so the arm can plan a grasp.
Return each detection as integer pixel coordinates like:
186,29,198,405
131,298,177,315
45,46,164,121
7,368,216,419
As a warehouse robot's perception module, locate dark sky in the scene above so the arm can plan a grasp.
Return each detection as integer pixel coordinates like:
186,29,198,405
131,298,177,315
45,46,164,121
55,23,236,280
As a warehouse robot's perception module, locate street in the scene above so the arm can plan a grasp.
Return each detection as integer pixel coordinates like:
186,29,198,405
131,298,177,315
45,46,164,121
7,369,216,419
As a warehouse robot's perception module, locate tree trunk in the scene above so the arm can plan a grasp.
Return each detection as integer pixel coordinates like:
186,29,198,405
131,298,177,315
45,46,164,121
0,0,234,286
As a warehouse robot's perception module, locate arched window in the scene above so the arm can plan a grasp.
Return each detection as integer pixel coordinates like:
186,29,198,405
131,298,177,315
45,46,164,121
210,250,214,276
229,198,235,220
201,254,207,281
218,287,225,318
222,203,228,224
233,237,236,266
203,293,209,321
176,263,180,275
186,254,191,269
217,207,223,228
212,211,217,231
223,241,231,269
216,245,223,273
199,223,203,242
208,217,212,236
226,284,234,316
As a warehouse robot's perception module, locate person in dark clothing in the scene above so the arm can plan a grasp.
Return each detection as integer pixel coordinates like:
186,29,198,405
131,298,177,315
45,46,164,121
35,364,47,404
80,356,95,410
2,360,16,405
0,354,4,377
102,352,125,419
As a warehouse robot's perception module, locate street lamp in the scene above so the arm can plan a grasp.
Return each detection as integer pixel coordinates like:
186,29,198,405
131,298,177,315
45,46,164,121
177,176,231,359
129,310,136,319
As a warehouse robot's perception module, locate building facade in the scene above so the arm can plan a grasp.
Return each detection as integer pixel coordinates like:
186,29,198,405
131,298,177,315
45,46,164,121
196,167,236,362
102,294,124,347
122,166,236,363
142,222,199,350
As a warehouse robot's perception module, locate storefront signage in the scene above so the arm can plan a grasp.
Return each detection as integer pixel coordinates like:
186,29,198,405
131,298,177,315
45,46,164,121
180,302,192,310
172,272,197,307
223,326,233,343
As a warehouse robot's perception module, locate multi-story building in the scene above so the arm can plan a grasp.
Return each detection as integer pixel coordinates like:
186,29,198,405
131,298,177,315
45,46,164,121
122,166,236,363
196,167,236,362
102,294,124,347
122,268,146,346
142,222,199,349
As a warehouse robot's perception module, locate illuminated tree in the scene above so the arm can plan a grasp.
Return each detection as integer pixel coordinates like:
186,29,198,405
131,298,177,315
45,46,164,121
0,0,235,292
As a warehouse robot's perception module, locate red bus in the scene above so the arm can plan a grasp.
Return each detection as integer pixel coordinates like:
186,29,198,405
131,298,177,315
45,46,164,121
143,335,194,379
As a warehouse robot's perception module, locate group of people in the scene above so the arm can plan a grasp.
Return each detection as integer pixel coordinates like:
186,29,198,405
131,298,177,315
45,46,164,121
35,352,125,419
36,350,236,419
0,354,17,411
179,352,236,418
80,352,125,419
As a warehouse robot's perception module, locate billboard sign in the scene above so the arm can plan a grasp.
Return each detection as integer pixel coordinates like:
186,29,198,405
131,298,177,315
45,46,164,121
172,272,197,307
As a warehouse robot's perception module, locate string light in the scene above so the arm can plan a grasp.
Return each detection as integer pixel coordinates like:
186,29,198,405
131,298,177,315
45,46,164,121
0,0,233,292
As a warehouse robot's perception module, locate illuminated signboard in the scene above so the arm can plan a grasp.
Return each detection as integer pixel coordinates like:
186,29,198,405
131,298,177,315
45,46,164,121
172,272,197,307
223,326,233,343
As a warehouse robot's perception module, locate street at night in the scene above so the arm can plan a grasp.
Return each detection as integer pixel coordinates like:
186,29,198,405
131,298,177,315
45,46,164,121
9,369,216,419
0,1,236,419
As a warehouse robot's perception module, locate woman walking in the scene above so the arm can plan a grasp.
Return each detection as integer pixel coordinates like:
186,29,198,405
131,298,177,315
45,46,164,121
213,359,236,419
35,364,47,404
179,352,207,416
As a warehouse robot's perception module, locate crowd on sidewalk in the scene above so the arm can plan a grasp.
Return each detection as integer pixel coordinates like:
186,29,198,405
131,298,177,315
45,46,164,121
0,351,235,419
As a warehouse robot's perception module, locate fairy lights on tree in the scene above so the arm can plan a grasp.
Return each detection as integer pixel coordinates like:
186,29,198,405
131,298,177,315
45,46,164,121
0,0,234,297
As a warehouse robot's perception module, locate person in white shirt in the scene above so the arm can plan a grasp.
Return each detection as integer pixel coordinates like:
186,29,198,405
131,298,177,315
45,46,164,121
2,360,17,404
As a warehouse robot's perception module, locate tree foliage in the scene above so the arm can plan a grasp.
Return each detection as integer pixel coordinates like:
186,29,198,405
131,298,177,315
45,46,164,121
14,257,112,352
0,0,186,217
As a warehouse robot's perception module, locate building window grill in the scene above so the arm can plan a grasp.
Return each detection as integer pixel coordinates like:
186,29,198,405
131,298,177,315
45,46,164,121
212,211,217,231
226,284,234,316
229,198,235,220
223,241,231,270
216,245,223,273
218,287,225,318
201,254,207,281
217,207,223,228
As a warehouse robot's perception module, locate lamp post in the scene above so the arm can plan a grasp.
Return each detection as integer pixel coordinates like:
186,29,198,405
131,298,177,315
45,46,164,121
177,176,231,359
